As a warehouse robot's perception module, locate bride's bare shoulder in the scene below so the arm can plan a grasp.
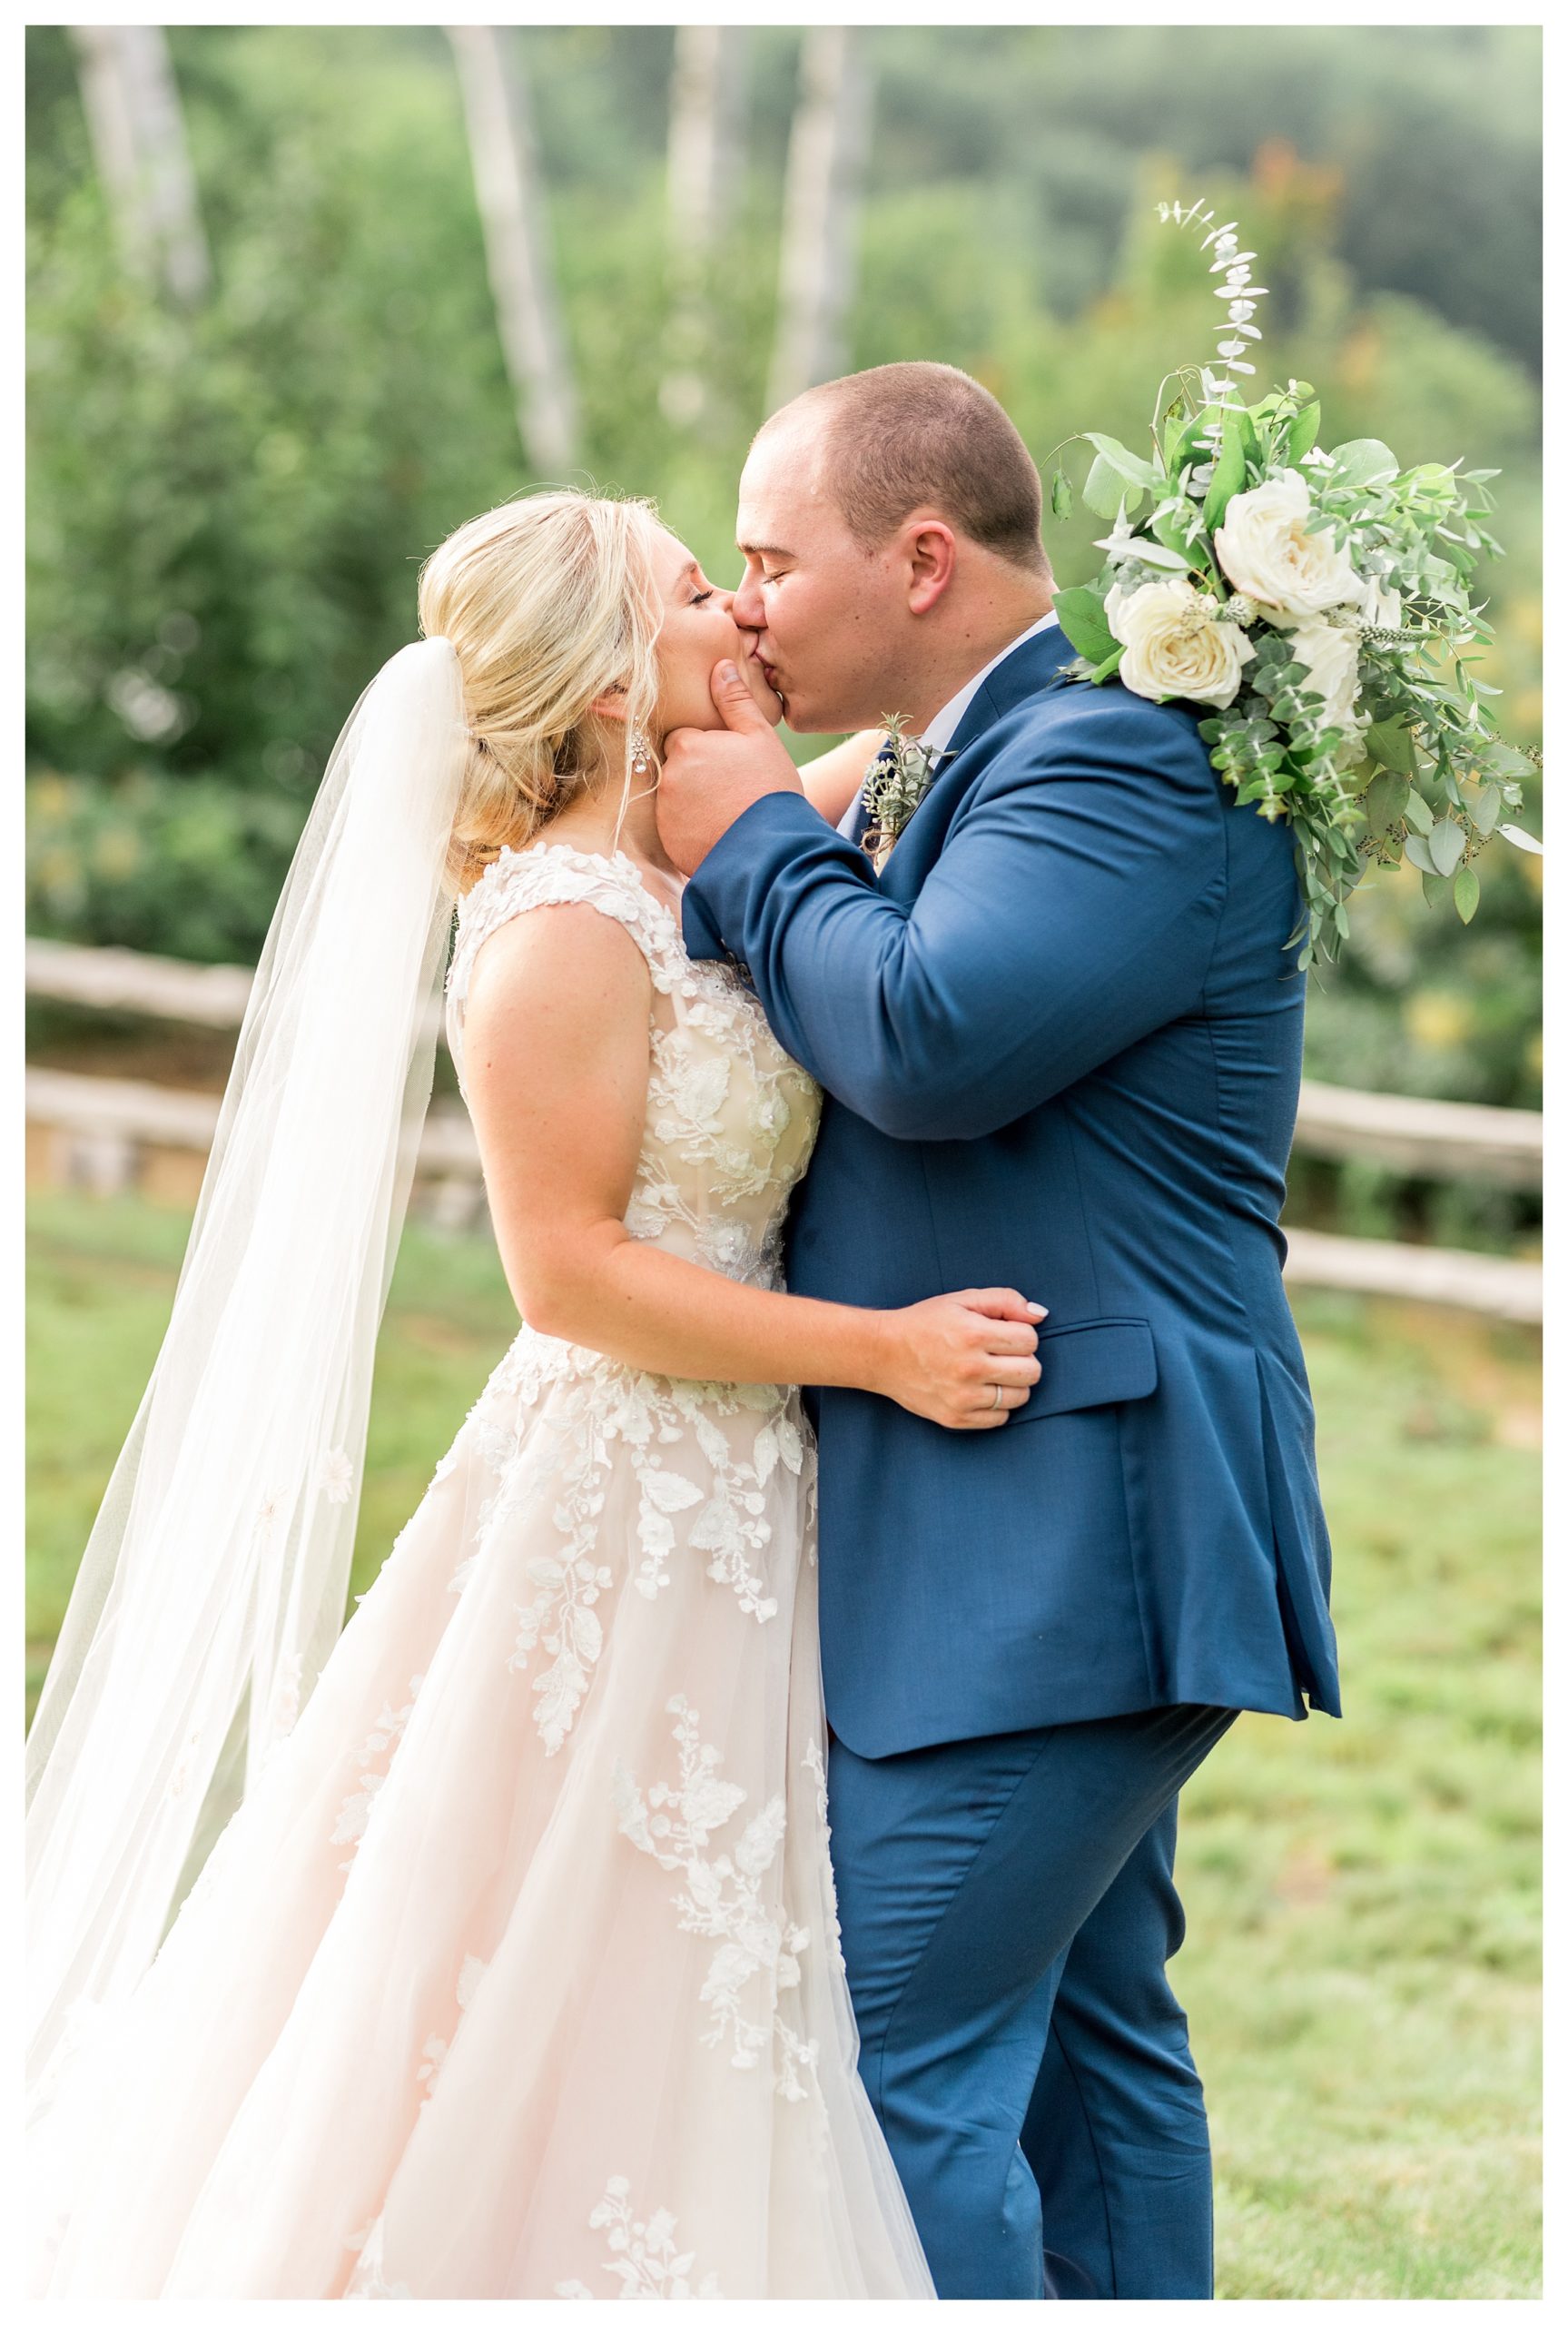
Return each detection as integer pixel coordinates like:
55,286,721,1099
462,895,653,1038
459,901,654,1153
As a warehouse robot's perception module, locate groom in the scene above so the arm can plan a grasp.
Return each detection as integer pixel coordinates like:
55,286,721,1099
657,361,1339,2300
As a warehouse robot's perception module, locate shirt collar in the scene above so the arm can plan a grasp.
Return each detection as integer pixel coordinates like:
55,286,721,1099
919,611,1060,757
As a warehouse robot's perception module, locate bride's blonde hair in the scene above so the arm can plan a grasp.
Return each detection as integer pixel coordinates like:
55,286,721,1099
417,488,664,895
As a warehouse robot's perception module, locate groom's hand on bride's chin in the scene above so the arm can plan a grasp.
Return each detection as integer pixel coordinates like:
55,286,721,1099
657,660,804,875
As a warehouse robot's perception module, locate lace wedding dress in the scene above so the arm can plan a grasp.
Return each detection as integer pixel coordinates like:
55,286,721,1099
29,842,935,2300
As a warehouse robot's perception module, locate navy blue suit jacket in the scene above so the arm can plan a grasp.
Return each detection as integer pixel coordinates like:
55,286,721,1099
683,624,1339,1756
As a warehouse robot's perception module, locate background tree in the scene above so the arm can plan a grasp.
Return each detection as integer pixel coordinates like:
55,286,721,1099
767,29,873,411
448,25,577,473
69,25,209,305
25,23,1541,1123
661,26,748,433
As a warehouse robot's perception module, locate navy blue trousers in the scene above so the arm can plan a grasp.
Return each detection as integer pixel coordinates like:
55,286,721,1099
827,1703,1236,2299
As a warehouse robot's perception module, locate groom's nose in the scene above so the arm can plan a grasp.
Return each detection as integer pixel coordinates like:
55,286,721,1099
732,568,765,630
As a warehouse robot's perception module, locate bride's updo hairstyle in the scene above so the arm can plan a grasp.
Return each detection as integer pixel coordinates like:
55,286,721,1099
417,488,664,895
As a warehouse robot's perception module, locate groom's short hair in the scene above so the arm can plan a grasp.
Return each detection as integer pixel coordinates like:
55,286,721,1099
767,362,1049,575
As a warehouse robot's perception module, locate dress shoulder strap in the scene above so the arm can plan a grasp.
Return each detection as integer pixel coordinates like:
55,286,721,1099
445,843,684,1093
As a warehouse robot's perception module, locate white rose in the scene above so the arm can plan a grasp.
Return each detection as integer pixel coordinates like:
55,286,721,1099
1213,468,1361,620
1283,620,1364,735
1358,573,1403,631
1106,579,1255,709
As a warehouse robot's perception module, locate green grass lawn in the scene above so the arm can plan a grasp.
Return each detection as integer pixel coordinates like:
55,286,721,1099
25,1191,1541,2298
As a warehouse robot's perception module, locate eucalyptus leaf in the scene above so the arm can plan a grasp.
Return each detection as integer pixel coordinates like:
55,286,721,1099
1329,438,1399,488
1149,497,1202,558
1173,417,1217,476
1360,768,1408,836
1363,717,1417,777
1425,819,1466,876
1051,585,1118,669
1402,830,1437,876
1403,787,1435,836
1470,785,1502,836
1084,455,1139,520
1202,421,1248,532
1420,870,1451,909
1453,866,1480,923
1498,823,1543,856
1406,461,1459,507
1285,401,1321,465
1082,432,1162,492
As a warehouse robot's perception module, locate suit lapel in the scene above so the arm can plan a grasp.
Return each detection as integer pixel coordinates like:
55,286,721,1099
878,623,1081,893
943,620,1080,763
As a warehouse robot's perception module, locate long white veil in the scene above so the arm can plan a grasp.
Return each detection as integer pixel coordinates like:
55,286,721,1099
25,638,469,2109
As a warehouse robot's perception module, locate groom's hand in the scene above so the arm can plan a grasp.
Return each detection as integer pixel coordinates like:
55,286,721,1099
657,660,804,875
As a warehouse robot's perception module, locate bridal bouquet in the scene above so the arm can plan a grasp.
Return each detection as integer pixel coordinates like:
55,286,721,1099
1048,197,1541,964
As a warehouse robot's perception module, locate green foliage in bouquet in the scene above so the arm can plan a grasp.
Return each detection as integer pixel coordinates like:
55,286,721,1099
1046,199,1541,965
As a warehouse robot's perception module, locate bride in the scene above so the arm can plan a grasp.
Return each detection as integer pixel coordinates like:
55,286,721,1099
25,488,1046,2298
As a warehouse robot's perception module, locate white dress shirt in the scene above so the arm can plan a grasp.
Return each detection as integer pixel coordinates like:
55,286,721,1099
919,610,1060,757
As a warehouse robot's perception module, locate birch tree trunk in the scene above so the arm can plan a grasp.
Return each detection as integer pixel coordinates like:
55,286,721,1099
71,25,211,306
766,28,873,414
661,26,748,430
448,25,578,474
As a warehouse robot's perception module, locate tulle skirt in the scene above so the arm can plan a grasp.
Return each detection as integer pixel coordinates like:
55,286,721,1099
28,1328,935,2298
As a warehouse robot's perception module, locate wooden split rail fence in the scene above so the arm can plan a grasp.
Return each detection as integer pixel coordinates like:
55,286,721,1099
25,938,1544,1322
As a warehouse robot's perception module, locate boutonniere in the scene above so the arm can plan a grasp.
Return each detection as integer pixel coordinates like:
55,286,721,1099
861,714,949,869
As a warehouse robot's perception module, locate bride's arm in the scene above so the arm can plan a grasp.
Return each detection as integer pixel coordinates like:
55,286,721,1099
797,729,883,827
459,905,1043,1430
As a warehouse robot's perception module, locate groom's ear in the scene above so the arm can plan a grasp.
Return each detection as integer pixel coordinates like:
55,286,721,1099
902,515,959,618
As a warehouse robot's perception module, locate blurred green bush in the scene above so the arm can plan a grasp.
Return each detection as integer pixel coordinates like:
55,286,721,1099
25,24,1540,1101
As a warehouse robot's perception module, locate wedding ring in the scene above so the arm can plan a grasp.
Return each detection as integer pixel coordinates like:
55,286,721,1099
991,1382,1004,1410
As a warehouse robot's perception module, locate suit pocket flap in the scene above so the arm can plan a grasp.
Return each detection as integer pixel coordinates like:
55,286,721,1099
1011,1316,1158,1424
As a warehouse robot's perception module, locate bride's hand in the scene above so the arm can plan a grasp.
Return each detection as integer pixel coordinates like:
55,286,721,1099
874,1289,1045,1430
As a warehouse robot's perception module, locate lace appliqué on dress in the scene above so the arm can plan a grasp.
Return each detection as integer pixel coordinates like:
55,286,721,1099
343,2216,412,2299
415,1951,488,2105
615,1697,819,2102
455,1340,803,1756
331,1677,424,1870
555,2177,722,2300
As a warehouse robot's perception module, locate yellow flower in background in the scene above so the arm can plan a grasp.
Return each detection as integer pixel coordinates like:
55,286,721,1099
1505,597,1543,650
30,774,75,824
1405,991,1474,1052
32,846,82,905
93,828,142,880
